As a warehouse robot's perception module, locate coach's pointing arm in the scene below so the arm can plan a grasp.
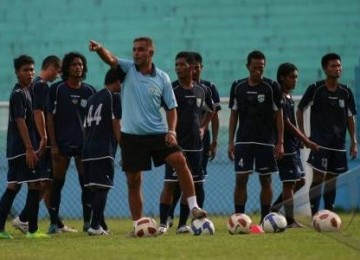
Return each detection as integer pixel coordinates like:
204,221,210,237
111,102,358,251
89,40,118,70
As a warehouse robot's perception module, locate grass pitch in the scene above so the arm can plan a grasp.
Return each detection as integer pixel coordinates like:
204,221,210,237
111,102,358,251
1,214,360,260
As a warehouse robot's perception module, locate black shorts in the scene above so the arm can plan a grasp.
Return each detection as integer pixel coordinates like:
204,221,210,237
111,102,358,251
7,156,41,184
58,146,82,157
234,143,278,175
307,147,348,174
164,150,204,183
277,151,304,182
37,148,53,180
83,158,114,188
120,133,182,172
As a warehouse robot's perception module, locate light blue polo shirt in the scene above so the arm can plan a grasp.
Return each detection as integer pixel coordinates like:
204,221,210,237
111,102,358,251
118,58,177,135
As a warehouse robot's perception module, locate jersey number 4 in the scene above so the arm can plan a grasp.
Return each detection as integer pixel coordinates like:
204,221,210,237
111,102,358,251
86,104,103,126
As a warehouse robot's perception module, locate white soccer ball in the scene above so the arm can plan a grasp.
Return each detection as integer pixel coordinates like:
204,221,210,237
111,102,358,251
262,212,287,233
312,210,342,232
227,213,252,234
190,218,215,236
134,217,158,237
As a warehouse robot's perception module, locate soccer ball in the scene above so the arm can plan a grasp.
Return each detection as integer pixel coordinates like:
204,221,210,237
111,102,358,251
261,212,287,233
190,218,215,236
312,210,342,232
227,213,252,234
134,217,158,237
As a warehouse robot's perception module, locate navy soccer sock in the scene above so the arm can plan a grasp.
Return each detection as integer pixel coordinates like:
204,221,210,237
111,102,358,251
49,179,65,225
260,204,271,223
235,205,245,214
309,181,323,216
168,184,181,219
323,187,336,212
0,189,18,231
195,182,205,208
91,189,108,229
26,189,40,233
178,203,190,228
159,203,171,227
78,174,92,224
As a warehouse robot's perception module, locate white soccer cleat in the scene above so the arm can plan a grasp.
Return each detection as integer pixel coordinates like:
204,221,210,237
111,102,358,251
176,225,191,234
58,225,78,233
87,226,109,236
157,225,168,235
12,217,29,234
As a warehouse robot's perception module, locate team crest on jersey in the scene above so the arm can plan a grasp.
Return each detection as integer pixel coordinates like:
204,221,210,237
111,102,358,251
80,99,87,107
257,94,265,103
339,99,345,108
196,98,202,107
72,98,78,105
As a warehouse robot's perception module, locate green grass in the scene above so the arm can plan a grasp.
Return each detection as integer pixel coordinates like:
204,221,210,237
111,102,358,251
1,214,360,260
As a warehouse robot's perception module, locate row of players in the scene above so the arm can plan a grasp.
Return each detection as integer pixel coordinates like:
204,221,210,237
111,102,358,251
0,36,357,239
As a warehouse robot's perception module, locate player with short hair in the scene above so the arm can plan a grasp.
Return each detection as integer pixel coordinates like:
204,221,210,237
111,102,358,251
46,52,96,234
297,53,357,216
89,38,207,237
83,68,122,236
228,50,284,222
274,62,319,227
158,51,214,234
0,55,49,239
166,51,221,228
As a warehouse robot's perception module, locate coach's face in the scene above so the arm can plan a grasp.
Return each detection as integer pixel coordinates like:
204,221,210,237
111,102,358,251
69,58,84,79
16,63,35,87
324,59,342,79
247,58,265,83
133,40,153,67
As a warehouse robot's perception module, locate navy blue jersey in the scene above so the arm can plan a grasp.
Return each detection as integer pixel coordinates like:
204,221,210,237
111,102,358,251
46,81,96,148
282,94,300,153
198,79,222,112
298,81,357,149
32,76,49,111
7,84,37,159
82,89,121,160
229,77,282,145
172,81,214,150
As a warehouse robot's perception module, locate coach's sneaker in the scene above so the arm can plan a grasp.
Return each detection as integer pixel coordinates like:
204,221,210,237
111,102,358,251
12,217,29,234
157,225,168,235
26,230,50,239
88,226,109,236
191,207,207,220
0,231,13,239
48,224,59,234
58,225,78,233
166,217,174,228
176,225,191,234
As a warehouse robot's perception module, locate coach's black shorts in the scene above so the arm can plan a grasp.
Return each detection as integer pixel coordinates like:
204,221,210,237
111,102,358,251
120,133,182,172
83,158,114,188
7,156,41,184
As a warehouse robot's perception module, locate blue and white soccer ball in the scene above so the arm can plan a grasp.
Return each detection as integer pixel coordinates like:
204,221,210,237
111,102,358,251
261,212,287,233
190,218,215,236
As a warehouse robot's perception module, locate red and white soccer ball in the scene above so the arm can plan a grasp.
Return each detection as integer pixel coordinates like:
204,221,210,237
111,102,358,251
190,218,215,236
227,213,252,234
312,210,342,232
261,212,287,233
134,217,158,237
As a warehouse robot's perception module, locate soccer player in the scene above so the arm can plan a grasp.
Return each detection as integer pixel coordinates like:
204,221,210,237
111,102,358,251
297,53,357,216
274,63,319,227
46,52,96,233
167,52,221,228
228,50,284,222
158,52,214,234
89,37,207,236
83,68,123,236
0,55,48,239
12,55,75,233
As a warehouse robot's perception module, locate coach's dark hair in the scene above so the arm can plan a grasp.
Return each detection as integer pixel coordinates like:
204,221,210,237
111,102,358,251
104,65,125,85
61,52,88,81
321,53,341,69
175,51,196,65
192,52,203,64
42,55,61,70
247,50,265,65
13,55,34,71
277,63,298,83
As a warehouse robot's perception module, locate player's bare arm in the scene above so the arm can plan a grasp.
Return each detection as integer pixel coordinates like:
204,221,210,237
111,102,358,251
348,115,358,159
89,40,118,69
274,109,284,159
228,109,238,161
34,109,47,156
46,112,60,160
165,108,178,146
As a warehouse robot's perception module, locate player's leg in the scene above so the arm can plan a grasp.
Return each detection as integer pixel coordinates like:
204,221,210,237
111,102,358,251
234,173,249,213
125,171,143,222
0,182,20,239
25,181,41,234
167,183,181,227
259,174,272,222
282,181,296,225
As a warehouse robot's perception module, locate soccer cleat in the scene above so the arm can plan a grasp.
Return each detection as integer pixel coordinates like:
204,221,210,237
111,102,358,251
48,224,59,234
176,225,191,234
287,221,305,228
157,225,168,235
126,230,136,238
58,225,78,233
83,223,91,232
87,227,109,236
166,217,174,228
191,207,207,220
12,217,29,234
0,231,13,239
26,230,50,238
